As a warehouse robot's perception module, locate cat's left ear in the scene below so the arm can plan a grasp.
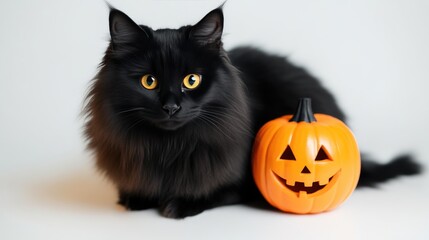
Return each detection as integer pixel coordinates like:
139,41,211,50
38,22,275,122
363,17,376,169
189,8,224,47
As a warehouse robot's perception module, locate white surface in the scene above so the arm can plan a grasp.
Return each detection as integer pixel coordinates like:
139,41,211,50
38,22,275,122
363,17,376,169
1,0,428,239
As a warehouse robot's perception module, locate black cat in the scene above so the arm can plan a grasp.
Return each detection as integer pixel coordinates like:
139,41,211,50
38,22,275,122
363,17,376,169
84,7,421,218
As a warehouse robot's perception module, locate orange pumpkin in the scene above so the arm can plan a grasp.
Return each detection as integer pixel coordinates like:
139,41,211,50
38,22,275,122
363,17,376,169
252,98,360,214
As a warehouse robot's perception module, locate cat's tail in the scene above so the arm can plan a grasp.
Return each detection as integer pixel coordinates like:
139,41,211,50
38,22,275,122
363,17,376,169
357,154,423,187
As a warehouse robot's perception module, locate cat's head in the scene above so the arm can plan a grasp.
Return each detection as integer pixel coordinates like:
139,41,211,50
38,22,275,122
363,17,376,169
94,7,244,132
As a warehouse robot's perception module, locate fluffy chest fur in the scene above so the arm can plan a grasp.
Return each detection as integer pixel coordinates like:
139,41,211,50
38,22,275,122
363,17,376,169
91,117,252,198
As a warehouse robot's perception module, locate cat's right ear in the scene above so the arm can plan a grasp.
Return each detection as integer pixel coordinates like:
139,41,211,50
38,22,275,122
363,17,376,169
109,8,150,46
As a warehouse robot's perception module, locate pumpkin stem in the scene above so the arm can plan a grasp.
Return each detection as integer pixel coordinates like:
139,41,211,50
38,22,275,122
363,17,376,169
289,98,317,123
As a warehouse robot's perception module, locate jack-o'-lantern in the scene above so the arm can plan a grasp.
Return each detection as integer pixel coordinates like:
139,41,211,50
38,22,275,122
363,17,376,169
252,98,360,214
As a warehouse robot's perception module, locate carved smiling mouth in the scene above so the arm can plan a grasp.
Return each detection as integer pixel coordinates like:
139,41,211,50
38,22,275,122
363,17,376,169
273,170,341,197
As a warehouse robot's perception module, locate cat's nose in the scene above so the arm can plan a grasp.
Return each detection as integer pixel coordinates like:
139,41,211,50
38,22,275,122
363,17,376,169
162,104,181,116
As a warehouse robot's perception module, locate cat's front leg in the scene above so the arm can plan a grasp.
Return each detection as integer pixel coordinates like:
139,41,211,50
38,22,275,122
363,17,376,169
159,190,243,219
159,198,207,219
118,191,158,211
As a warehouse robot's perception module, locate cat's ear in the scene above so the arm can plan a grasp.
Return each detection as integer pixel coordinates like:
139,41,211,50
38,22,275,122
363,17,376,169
109,8,150,45
189,8,224,47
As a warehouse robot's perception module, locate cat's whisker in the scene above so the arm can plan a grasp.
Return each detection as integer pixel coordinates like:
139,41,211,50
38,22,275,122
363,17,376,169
196,115,235,141
116,107,147,115
209,108,248,121
202,111,246,124
198,109,253,137
200,109,248,124
198,108,253,140
202,107,250,123
125,118,146,134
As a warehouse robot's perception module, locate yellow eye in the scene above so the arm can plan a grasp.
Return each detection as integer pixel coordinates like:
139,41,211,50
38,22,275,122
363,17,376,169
183,74,202,90
141,74,158,90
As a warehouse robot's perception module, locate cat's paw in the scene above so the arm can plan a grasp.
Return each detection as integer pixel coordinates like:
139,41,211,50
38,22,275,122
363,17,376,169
160,199,205,219
118,192,156,211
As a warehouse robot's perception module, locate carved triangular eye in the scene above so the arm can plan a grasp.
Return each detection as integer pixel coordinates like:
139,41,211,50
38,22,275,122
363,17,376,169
281,146,296,161
315,146,332,161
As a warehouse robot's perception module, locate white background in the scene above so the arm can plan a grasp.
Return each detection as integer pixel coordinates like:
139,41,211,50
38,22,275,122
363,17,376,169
1,0,428,239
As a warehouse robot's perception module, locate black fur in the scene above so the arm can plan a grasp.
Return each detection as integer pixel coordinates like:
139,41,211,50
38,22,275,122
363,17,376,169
84,7,422,218
358,155,422,187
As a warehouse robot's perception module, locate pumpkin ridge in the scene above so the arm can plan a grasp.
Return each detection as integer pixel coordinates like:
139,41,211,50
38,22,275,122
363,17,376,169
259,120,288,207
